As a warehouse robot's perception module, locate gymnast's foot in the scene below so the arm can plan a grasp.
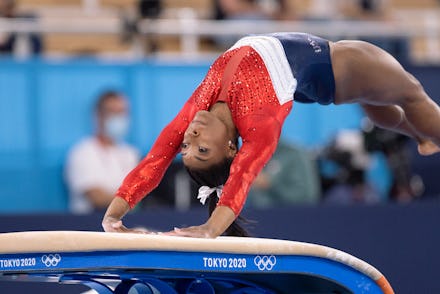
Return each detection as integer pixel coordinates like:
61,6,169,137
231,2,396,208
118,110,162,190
418,140,440,156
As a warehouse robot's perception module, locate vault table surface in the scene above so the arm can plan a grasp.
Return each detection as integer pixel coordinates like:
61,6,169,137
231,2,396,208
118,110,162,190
0,231,394,293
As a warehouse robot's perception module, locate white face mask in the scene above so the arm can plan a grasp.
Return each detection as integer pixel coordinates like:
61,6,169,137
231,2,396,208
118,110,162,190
103,114,129,142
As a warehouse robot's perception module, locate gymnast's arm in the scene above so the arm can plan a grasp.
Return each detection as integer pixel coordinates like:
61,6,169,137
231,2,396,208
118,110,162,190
102,103,193,232
172,115,282,237
102,57,226,233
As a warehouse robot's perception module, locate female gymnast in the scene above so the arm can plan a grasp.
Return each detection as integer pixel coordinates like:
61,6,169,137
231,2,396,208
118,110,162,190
102,32,440,238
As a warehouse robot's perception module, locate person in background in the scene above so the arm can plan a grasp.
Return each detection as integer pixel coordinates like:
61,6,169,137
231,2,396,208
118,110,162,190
319,130,381,205
134,0,163,53
362,119,424,203
211,0,289,48
339,0,409,62
0,0,43,56
247,140,320,208
214,0,283,20
65,91,140,214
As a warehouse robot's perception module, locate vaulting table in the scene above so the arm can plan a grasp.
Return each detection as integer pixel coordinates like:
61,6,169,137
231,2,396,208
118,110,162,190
0,231,394,293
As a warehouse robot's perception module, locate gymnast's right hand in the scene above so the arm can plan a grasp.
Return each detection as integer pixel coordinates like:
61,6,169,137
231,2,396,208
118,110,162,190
102,196,132,233
102,217,154,234
102,217,130,233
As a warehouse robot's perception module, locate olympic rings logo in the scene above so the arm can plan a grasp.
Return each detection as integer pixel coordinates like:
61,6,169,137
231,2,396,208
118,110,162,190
41,254,61,267
254,255,276,271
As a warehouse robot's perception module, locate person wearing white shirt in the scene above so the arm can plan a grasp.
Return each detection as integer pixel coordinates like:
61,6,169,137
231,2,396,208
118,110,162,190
65,91,140,214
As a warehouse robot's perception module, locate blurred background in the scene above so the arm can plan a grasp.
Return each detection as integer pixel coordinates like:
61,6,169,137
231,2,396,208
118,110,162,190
0,0,440,293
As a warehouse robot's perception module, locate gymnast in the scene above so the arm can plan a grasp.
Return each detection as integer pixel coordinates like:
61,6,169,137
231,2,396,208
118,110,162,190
102,32,440,238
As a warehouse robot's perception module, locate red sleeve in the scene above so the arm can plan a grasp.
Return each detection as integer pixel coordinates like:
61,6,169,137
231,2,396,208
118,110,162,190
115,56,227,208
217,114,282,216
115,99,195,208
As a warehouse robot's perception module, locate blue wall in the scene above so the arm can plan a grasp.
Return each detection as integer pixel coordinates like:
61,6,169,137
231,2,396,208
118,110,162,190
0,58,436,213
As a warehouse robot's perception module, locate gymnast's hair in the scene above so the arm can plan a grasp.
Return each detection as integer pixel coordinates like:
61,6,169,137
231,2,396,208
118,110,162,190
185,147,251,237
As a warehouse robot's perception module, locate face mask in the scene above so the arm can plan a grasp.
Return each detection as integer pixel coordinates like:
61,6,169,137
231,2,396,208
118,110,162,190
103,114,129,142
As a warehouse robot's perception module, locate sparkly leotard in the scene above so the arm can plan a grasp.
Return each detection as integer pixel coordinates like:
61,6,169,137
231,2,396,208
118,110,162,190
116,33,334,216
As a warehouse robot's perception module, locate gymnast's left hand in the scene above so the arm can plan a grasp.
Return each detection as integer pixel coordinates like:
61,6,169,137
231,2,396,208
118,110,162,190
164,224,216,238
163,206,236,238
102,217,154,234
102,197,149,234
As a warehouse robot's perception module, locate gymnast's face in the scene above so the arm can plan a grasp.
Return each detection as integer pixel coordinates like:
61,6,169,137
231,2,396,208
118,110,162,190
181,110,235,169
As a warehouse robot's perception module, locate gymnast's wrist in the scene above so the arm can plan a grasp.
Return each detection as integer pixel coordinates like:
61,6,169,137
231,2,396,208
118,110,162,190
200,222,220,238
102,215,120,224
104,197,130,219
205,206,236,237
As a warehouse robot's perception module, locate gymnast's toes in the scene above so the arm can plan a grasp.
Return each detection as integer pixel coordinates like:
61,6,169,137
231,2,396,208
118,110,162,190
418,140,440,156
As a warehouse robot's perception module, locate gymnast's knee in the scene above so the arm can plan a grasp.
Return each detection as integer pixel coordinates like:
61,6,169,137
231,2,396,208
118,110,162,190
390,106,405,129
361,104,405,130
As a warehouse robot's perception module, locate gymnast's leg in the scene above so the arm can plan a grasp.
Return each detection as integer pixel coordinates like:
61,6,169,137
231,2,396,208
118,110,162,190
360,104,439,155
331,40,440,155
